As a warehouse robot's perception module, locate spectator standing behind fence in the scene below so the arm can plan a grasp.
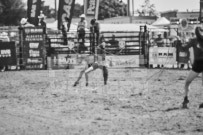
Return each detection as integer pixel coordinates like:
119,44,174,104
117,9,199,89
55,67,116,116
163,32,170,47
149,32,156,47
38,11,47,34
108,34,119,53
77,14,87,52
90,18,100,53
0,32,10,42
155,33,164,47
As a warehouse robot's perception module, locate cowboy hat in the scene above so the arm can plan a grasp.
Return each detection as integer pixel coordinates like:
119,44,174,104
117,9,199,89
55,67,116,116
38,13,45,19
20,18,27,25
79,14,86,18
2,32,8,36
195,26,203,40
157,32,162,35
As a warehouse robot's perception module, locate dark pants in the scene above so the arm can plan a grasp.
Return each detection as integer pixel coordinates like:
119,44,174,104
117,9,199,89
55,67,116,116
90,32,100,54
78,32,86,53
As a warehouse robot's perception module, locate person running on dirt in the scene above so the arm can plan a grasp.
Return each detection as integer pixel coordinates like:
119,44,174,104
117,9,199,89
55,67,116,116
181,26,203,109
73,55,108,87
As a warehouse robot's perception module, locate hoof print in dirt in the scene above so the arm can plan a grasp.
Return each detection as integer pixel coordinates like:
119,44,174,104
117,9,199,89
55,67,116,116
121,105,132,109
130,93,142,97
95,117,102,120
199,103,203,109
178,77,185,80
51,93,59,97
92,90,97,93
104,107,110,110
164,107,181,112
194,128,203,132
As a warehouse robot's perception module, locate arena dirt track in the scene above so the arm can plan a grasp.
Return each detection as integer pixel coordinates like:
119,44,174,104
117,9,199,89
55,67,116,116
0,68,203,135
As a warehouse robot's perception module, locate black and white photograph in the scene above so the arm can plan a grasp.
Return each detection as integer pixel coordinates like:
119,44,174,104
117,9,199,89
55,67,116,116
0,0,203,135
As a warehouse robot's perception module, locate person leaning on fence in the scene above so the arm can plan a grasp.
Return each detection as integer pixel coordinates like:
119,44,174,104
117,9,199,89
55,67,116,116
181,26,203,109
108,34,119,47
108,34,119,53
73,55,108,87
20,18,35,27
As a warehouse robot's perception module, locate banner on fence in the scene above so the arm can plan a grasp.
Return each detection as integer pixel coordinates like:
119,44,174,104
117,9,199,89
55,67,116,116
0,42,17,66
176,44,190,63
149,47,176,65
105,55,143,68
58,0,75,30
51,54,77,69
23,27,45,69
27,0,42,26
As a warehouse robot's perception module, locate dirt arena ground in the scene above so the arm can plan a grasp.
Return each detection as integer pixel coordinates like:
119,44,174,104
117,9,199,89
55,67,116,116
0,68,203,135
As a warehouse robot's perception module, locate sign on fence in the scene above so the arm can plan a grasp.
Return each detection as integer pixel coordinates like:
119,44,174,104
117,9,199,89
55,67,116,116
176,44,190,64
105,55,143,68
51,54,77,69
0,42,17,66
149,47,177,66
23,27,45,69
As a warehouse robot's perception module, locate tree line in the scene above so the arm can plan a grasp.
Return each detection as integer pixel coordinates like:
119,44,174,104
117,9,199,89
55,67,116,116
0,0,157,26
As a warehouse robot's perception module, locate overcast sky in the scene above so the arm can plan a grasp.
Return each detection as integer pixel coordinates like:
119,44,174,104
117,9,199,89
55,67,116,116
25,0,199,12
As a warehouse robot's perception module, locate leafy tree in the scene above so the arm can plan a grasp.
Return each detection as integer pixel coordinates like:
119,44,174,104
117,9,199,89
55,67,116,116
136,0,158,16
42,6,56,18
98,0,127,20
0,0,26,25
72,0,127,19
73,3,83,18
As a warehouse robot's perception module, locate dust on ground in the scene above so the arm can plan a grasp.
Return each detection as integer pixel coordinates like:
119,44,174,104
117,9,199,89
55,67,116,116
0,69,203,135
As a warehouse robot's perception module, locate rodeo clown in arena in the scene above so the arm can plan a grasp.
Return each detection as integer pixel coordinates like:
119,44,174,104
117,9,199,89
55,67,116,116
180,26,203,109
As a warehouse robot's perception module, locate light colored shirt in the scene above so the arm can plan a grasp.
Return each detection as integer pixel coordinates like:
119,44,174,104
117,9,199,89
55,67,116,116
77,20,87,31
23,23,35,27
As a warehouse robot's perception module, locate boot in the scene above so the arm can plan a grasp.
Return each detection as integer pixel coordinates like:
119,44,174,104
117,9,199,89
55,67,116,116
73,81,79,87
182,96,189,109
199,103,203,109
103,66,108,85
